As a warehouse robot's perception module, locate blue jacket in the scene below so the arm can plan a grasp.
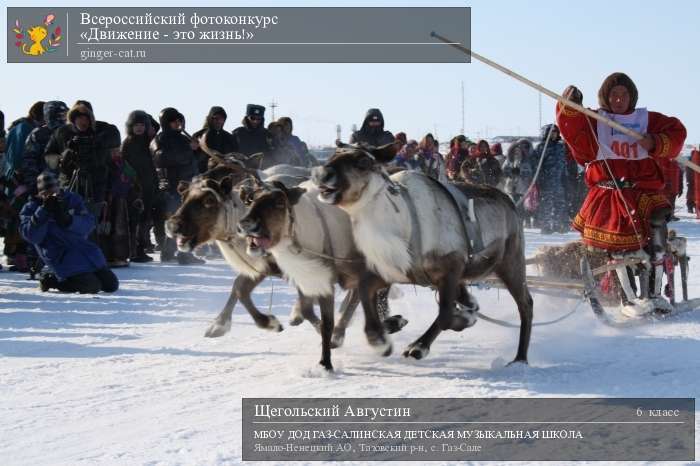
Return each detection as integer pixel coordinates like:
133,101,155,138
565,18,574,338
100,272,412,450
3,118,38,181
534,140,568,191
20,190,107,280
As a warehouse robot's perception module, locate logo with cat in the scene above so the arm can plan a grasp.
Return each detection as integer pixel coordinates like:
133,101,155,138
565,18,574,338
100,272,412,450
13,14,62,56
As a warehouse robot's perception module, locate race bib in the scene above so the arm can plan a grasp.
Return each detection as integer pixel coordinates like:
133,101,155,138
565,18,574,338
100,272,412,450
596,108,649,160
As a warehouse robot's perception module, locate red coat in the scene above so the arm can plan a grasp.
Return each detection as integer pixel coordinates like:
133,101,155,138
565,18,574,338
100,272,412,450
556,103,686,251
658,157,682,202
693,150,700,218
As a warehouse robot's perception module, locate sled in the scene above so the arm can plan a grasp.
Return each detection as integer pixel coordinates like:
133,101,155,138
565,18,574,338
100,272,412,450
471,233,700,328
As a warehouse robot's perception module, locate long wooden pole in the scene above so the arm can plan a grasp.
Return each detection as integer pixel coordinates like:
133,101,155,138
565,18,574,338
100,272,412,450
430,31,700,173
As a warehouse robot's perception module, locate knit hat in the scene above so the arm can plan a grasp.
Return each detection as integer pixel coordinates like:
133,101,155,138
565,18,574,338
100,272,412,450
598,72,638,113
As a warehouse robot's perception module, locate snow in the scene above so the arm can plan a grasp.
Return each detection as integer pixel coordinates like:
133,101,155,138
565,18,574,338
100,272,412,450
2,199,700,466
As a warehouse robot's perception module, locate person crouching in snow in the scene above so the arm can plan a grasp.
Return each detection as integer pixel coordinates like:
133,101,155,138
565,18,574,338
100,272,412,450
20,172,119,293
557,72,686,313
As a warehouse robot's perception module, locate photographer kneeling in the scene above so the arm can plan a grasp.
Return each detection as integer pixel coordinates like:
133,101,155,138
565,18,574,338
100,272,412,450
20,172,119,294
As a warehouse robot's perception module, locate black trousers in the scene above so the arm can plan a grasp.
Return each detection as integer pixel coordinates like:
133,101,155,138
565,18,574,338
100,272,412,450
57,268,119,294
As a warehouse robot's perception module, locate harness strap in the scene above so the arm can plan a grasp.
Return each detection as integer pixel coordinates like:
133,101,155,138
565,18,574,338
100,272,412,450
288,200,363,264
397,185,432,287
431,179,484,257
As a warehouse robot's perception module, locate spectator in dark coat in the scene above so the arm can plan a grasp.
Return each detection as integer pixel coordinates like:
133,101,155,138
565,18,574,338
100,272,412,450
20,172,118,293
192,106,234,172
350,108,394,147
122,110,157,262
46,102,111,207
231,104,272,160
150,107,203,264
534,124,569,234
22,101,69,193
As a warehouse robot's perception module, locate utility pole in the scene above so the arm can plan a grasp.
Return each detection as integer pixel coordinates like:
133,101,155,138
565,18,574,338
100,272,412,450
460,80,465,135
269,99,278,120
336,124,341,142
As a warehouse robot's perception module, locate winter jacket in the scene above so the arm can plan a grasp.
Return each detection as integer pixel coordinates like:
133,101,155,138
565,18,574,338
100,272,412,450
391,151,412,170
445,148,468,180
192,106,235,172
502,144,534,196
415,148,447,183
22,101,70,192
231,118,272,157
46,103,113,204
122,111,158,206
20,190,107,281
479,156,502,187
686,164,695,210
150,128,197,195
3,117,40,183
534,139,568,192
350,109,394,147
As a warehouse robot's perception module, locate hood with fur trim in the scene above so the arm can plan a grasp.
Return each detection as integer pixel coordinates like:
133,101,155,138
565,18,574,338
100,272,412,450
67,102,96,131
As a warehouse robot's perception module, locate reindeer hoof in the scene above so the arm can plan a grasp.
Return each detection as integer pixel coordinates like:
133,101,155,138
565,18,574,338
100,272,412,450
261,316,283,332
204,320,231,338
319,360,334,372
330,330,345,349
506,358,528,367
367,332,392,357
288,303,304,326
403,342,429,360
289,315,304,326
450,313,477,332
382,315,408,334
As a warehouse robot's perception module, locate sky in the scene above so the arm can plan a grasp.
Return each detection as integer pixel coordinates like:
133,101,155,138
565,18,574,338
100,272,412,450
3,0,699,147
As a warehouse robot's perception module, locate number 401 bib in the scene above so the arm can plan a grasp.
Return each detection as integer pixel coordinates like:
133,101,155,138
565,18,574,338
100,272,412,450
596,108,649,160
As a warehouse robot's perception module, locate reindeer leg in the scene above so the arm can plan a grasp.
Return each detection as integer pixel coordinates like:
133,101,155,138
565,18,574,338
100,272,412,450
331,289,360,348
496,260,533,365
238,274,283,332
297,292,321,334
358,273,392,357
204,277,240,338
403,319,442,360
318,294,335,371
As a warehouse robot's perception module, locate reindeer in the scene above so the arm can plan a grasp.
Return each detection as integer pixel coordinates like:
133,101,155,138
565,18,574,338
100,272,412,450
167,155,405,344
311,143,533,364
236,178,410,371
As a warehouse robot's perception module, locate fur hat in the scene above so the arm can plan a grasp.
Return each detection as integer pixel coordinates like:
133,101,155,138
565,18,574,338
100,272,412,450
159,107,181,128
67,102,95,129
246,104,265,118
598,72,638,113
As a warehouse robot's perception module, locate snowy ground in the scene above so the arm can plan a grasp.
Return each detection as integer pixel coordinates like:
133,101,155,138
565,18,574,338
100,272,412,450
2,202,700,466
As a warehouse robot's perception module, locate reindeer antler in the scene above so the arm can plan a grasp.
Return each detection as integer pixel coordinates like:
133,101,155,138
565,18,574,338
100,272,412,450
198,133,248,169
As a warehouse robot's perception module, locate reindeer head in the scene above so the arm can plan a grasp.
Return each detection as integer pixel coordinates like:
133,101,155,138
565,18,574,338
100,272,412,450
311,142,397,208
166,175,237,252
236,180,306,257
